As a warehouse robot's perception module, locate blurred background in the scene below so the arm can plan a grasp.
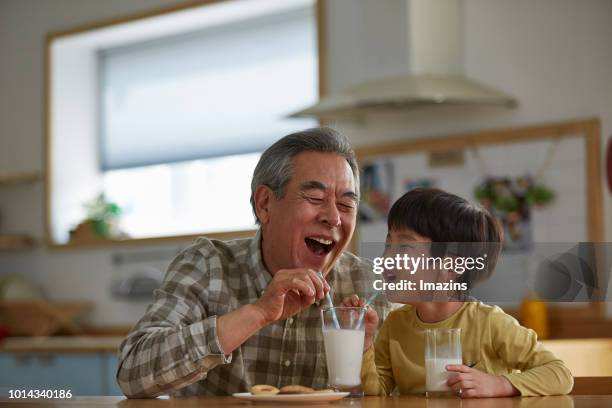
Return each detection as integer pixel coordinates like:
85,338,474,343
0,0,611,396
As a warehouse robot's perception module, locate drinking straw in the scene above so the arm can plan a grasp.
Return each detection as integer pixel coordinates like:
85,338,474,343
356,291,381,329
317,272,340,329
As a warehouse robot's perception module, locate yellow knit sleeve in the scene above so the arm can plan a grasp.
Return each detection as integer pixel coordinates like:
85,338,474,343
360,347,381,395
360,319,396,396
490,308,573,396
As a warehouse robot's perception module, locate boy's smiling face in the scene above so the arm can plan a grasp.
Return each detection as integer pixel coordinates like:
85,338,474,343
382,228,432,304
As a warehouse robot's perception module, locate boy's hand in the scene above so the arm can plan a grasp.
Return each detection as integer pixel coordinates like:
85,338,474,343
446,365,520,398
340,295,379,352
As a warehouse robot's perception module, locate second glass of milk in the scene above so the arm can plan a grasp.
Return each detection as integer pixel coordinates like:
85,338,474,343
424,328,462,397
321,306,366,398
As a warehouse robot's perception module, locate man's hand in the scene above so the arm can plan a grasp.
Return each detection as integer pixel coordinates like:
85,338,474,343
341,294,379,352
446,365,520,398
253,268,329,324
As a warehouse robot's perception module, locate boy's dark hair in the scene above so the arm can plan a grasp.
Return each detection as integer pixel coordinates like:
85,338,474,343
387,188,502,287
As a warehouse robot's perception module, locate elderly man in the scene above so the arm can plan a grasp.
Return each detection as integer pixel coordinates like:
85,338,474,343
117,128,388,397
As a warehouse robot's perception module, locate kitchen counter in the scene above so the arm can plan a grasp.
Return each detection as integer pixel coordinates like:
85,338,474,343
0,336,123,353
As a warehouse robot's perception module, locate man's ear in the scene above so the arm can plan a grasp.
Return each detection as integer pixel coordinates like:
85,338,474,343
254,185,274,225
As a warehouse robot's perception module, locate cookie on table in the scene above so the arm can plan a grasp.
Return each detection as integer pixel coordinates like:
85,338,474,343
278,385,315,394
250,384,280,395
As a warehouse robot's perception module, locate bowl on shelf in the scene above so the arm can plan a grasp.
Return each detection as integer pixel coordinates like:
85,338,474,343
0,276,91,337
0,301,91,337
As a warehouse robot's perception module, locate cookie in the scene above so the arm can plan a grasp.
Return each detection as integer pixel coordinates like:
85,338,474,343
250,384,280,395
279,385,315,394
313,389,335,394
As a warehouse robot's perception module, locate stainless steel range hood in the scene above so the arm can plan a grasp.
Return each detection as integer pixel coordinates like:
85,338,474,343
290,0,516,119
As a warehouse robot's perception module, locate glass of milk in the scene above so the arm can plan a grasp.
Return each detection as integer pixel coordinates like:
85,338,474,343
321,306,366,397
424,328,462,397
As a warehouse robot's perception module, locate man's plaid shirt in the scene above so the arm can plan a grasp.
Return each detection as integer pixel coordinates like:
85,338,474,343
117,231,390,397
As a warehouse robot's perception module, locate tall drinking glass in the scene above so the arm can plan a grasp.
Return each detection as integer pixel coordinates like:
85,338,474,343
321,306,366,398
425,328,462,397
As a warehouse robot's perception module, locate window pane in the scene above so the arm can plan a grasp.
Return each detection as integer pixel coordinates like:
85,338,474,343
99,6,317,170
103,152,261,237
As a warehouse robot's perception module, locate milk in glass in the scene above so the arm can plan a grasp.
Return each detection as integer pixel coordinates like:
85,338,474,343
323,328,365,387
425,357,462,391
424,328,462,397
321,306,366,397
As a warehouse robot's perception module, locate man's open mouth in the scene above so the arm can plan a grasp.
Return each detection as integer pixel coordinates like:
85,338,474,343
305,236,336,256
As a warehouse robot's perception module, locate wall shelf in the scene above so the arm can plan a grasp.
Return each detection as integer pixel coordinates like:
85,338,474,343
0,234,36,250
0,171,41,186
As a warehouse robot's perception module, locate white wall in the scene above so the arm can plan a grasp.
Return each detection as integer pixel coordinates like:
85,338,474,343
0,0,193,325
328,0,612,239
0,0,611,325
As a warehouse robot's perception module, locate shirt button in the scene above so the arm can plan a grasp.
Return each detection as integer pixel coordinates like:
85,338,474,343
288,318,294,325
284,360,291,367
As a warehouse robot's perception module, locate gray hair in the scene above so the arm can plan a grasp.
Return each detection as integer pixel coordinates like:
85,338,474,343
250,127,360,223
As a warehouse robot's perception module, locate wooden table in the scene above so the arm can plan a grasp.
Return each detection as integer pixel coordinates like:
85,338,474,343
1,395,611,408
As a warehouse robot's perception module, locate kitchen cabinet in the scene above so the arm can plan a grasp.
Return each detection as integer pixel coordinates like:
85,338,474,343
104,353,122,395
0,352,121,396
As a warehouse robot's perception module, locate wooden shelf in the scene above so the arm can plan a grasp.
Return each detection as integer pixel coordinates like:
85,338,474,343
0,234,36,250
50,229,256,250
0,335,123,353
0,170,41,185
0,301,91,337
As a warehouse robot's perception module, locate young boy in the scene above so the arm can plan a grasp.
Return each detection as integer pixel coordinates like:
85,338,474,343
345,188,573,398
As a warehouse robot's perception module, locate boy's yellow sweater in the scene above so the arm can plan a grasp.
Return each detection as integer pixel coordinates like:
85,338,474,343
361,302,573,396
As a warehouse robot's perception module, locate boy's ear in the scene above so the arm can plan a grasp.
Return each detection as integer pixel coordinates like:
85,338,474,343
254,185,274,225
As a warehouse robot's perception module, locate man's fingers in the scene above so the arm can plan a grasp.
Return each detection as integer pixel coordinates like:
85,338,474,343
312,270,331,293
293,277,316,299
306,270,325,301
275,275,315,299
282,271,316,298
274,268,330,299
322,277,331,292
446,364,472,373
